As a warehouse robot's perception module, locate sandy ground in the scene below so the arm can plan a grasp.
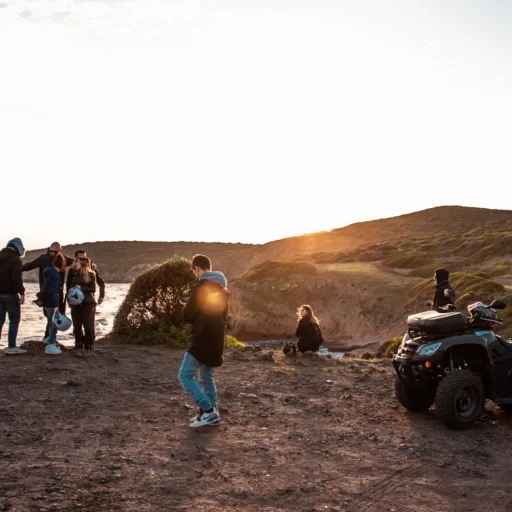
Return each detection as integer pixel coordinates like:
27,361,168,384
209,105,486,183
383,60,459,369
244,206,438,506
1,341,511,512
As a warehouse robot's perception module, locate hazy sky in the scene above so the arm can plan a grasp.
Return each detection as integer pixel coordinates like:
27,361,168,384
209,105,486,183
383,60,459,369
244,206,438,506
1,0,511,249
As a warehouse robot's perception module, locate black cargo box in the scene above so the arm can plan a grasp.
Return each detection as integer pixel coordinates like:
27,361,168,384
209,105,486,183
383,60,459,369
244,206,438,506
407,311,466,335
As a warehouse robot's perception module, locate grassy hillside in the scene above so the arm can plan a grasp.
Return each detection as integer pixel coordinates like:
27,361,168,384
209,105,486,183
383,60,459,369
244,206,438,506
219,206,512,277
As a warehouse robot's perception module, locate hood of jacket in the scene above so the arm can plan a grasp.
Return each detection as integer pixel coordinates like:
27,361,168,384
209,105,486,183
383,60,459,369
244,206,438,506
199,271,227,288
43,266,59,279
435,268,450,287
0,247,19,266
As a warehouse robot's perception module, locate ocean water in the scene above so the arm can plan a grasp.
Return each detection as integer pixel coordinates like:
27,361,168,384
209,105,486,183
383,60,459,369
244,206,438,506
0,283,130,349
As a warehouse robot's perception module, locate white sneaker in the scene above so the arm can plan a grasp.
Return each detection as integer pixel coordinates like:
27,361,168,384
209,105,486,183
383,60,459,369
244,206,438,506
45,344,62,355
5,347,27,355
189,409,221,428
191,407,219,423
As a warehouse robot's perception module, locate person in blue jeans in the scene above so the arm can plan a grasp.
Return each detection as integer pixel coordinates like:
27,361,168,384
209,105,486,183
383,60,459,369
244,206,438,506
0,238,27,355
40,253,66,355
178,254,229,428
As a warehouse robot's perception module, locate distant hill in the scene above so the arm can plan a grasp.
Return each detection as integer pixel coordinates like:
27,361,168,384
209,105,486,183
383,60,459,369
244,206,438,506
221,206,512,277
22,241,253,283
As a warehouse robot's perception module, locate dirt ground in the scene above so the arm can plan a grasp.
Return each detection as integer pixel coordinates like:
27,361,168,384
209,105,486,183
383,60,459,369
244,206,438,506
1,341,511,512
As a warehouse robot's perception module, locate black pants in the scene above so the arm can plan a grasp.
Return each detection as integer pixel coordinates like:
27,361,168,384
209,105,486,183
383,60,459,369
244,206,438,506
297,340,321,353
71,302,95,350
58,288,66,315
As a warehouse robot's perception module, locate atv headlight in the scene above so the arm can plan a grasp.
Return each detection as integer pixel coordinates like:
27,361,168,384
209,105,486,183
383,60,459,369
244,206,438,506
416,342,442,357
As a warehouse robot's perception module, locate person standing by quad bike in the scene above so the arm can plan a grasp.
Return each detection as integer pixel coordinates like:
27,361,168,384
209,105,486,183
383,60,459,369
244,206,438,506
423,268,455,312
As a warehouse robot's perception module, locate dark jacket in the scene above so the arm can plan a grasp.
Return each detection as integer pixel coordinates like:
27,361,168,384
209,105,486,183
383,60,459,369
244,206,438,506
70,271,97,304
296,317,323,352
67,265,104,299
432,268,455,313
40,267,61,308
183,271,229,368
22,252,73,291
0,248,25,296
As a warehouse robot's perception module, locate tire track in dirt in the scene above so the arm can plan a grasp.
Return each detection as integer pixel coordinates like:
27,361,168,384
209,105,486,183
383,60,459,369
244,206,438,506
345,464,429,512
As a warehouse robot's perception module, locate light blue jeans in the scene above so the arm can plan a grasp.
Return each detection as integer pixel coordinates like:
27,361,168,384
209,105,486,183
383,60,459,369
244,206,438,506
44,307,58,345
178,352,217,411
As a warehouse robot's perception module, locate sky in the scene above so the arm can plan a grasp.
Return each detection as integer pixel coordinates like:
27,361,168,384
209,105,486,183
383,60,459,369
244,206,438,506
1,0,511,250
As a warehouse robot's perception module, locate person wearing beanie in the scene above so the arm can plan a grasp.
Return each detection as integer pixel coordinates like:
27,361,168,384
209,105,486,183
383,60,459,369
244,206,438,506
431,268,456,312
0,238,27,354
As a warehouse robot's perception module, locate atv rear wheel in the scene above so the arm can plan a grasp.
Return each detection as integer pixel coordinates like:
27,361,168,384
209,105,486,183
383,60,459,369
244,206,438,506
394,376,435,412
435,370,485,429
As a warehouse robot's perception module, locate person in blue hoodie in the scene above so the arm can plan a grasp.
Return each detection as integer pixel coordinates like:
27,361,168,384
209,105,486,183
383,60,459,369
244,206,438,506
179,254,229,428
40,253,66,355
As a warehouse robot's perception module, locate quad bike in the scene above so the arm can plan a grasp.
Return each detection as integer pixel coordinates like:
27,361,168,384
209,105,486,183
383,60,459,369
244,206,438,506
392,300,511,429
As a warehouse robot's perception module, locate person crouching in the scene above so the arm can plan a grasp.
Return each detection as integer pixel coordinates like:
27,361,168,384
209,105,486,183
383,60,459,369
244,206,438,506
296,304,323,354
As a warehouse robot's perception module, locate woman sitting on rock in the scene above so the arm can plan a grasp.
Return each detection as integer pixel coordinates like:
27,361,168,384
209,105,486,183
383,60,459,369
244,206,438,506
295,304,323,353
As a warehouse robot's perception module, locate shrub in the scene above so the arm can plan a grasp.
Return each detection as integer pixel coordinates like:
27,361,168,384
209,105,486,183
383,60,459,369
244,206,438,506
360,351,374,360
226,335,245,350
375,337,402,358
113,257,196,337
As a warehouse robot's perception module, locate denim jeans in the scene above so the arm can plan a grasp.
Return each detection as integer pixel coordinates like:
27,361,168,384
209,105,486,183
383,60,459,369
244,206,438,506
0,294,21,348
178,352,217,411
43,307,58,345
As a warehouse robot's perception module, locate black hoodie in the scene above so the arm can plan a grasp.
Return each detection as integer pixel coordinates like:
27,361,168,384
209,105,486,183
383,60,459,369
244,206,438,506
0,247,25,295
183,271,229,368
432,268,456,312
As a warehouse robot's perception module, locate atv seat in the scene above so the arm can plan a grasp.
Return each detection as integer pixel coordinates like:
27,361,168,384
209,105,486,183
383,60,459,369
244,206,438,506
407,311,466,336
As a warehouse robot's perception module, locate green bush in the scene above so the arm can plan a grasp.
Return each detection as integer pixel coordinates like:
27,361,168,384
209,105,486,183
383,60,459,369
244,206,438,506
360,351,374,360
111,256,245,350
226,335,245,350
375,337,402,358
113,256,196,338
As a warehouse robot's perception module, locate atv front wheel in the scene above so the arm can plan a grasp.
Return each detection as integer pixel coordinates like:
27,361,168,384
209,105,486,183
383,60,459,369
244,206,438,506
435,370,485,429
394,376,435,412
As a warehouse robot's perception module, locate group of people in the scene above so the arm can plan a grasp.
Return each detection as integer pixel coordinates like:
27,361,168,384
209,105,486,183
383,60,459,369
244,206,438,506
1,237,455,429
0,238,105,355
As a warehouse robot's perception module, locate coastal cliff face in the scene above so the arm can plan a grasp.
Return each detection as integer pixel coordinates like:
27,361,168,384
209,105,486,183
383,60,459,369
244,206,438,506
229,262,417,345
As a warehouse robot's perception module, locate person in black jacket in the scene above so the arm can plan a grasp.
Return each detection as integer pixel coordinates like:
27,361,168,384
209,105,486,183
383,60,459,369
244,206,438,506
22,242,73,339
69,257,97,351
0,238,26,355
430,268,456,313
66,250,105,344
178,254,229,428
296,304,324,353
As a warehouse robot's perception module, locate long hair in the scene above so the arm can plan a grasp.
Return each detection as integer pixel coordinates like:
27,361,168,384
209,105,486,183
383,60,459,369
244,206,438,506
297,304,319,325
52,253,66,272
79,257,93,284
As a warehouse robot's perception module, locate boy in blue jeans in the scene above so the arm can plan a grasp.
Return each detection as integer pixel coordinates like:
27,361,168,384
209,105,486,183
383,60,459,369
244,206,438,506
178,254,229,428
